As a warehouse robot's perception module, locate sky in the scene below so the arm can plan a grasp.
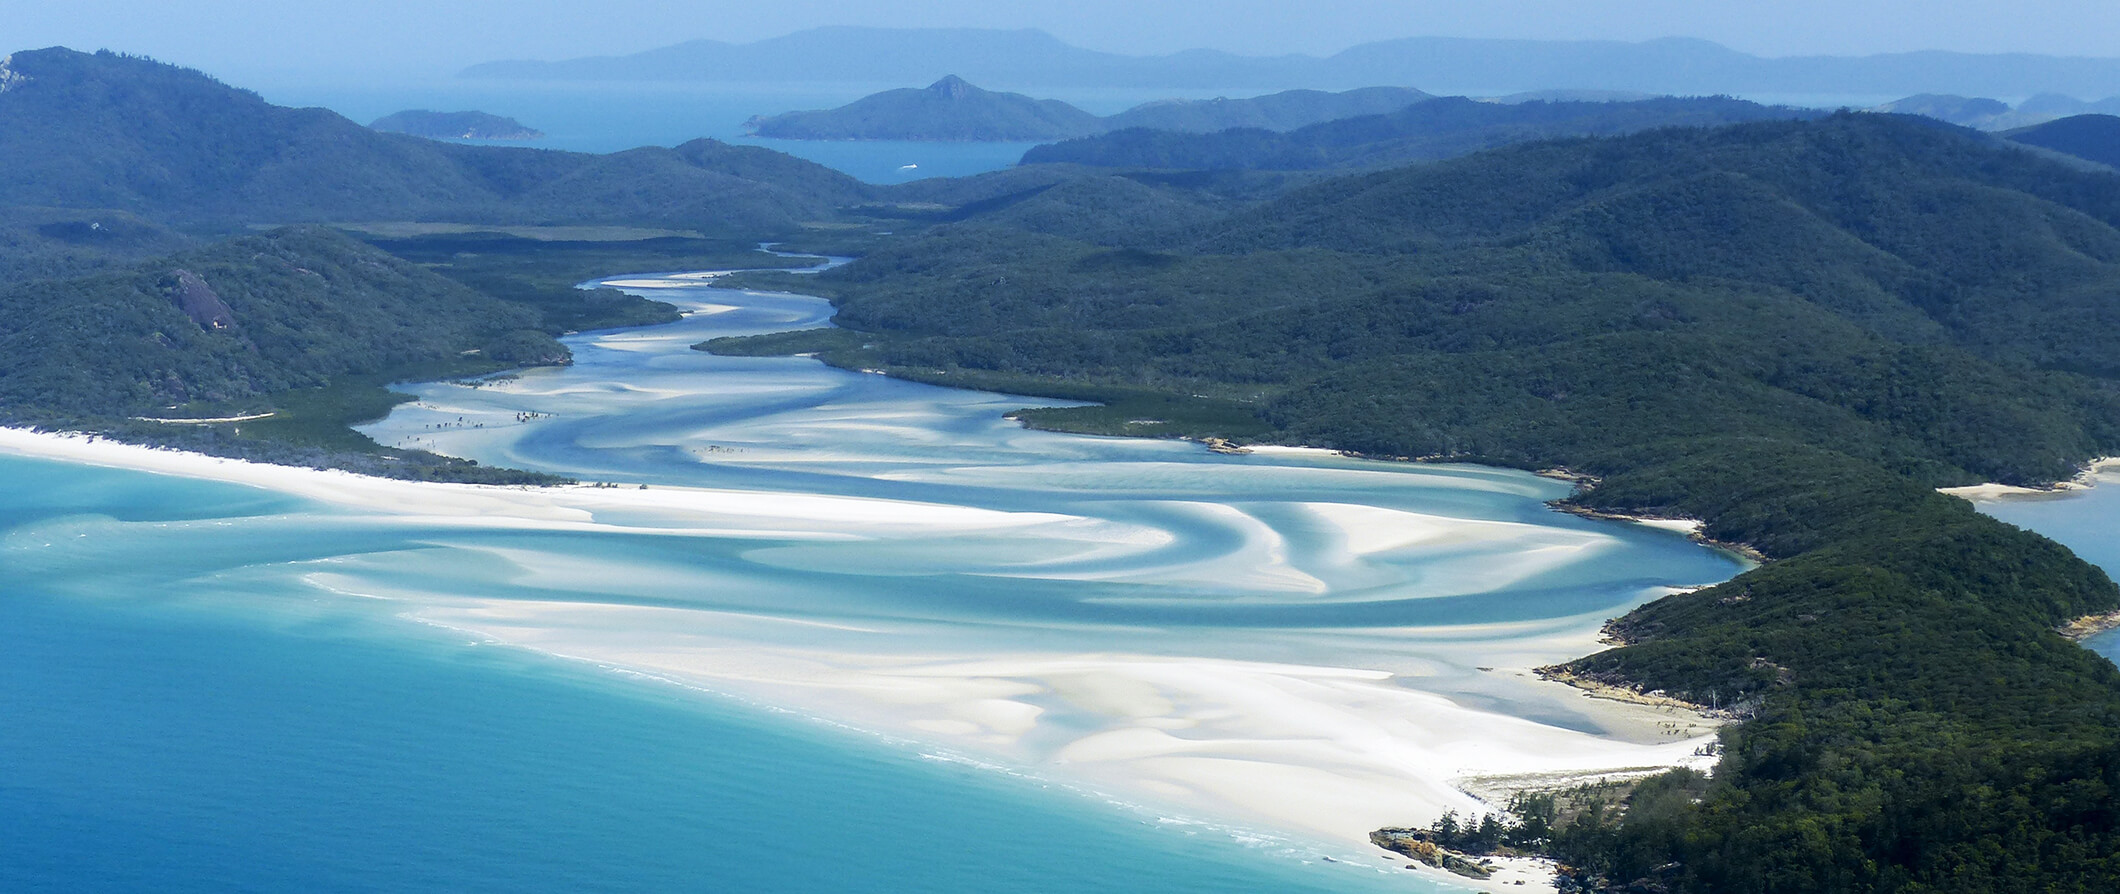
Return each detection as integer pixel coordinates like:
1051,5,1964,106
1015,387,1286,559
7,1,2117,82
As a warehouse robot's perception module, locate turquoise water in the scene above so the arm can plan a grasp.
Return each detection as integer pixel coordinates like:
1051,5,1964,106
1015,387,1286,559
0,460,1416,893
0,262,1748,892
1974,477,2120,664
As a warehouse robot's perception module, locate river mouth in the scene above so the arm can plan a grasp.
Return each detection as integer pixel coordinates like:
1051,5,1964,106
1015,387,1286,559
345,268,1745,851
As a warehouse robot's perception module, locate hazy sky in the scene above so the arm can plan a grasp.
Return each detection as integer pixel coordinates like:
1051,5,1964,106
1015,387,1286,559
7,1,2115,81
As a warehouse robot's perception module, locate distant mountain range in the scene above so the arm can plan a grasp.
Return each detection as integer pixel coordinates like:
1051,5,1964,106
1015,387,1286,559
369,109,542,140
745,76,1433,141
0,48,866,230
1021,95,1822,170
464,26,2120,98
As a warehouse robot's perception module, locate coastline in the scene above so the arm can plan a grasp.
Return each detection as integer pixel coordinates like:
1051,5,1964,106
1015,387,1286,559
1940,456,2120,503
1549,503,1767,564
0,422,1730,893
2059,610,2120,641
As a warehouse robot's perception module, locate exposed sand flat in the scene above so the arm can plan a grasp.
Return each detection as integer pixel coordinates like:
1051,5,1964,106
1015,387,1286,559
400,596,1714,894
598,276,731,288
1939,481,2081,501
1307,501,1602,555
1243,445,1348,458
0,429,1137,542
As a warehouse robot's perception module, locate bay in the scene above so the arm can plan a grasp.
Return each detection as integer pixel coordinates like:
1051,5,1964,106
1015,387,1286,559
1970,470,2120,664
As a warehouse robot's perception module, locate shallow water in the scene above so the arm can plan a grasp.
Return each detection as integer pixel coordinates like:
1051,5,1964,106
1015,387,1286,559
360,271,1742,722
0,469,1423,893
1,261,1747,892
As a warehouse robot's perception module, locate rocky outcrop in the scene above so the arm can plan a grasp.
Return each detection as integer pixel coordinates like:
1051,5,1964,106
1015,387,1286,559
163,268,236,330
2059,610,2120,641
1370,828,1497,880
0,54,27,93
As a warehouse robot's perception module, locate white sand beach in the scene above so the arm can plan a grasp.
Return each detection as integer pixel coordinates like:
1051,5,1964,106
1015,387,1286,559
1941,457,2120,503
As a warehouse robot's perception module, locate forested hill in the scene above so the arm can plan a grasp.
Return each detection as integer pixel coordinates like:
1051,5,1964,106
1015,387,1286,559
0,227,559,416
1102,86,1435,133
1020,95,1822,169
2007,113,2120,168
0,47,876,482
0,226,580,481
747,79,1435,141
0,48,870,230
746,75,1105,141
715,113,2120,891
792,114,2120,483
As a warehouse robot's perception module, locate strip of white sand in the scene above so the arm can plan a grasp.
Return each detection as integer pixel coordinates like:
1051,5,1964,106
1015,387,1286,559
1630,516,1705,535
1941,456,2120,503
1243,444,1349,458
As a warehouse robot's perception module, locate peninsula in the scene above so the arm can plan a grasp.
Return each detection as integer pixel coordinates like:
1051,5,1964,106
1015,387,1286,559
369,108,544,140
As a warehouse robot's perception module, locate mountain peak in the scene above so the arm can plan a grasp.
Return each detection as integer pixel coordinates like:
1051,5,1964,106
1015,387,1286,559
928,75,976,99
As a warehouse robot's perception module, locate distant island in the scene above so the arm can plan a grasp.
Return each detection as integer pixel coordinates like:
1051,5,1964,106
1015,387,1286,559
369,109,543,140
746,76,1102,141
745,76,1433,141
1870,93,2120,130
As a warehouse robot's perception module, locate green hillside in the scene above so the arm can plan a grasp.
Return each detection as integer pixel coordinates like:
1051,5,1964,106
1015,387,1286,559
0,48,870,230
0,227,575,481
2007,113,2120,168
0,48,877,480
713,114,2120,891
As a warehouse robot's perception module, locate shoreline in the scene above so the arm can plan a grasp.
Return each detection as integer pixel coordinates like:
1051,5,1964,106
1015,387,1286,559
2059,610,2120,641
1940,456,2120,503
1531,666,1729,719
1549,503,1768,564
